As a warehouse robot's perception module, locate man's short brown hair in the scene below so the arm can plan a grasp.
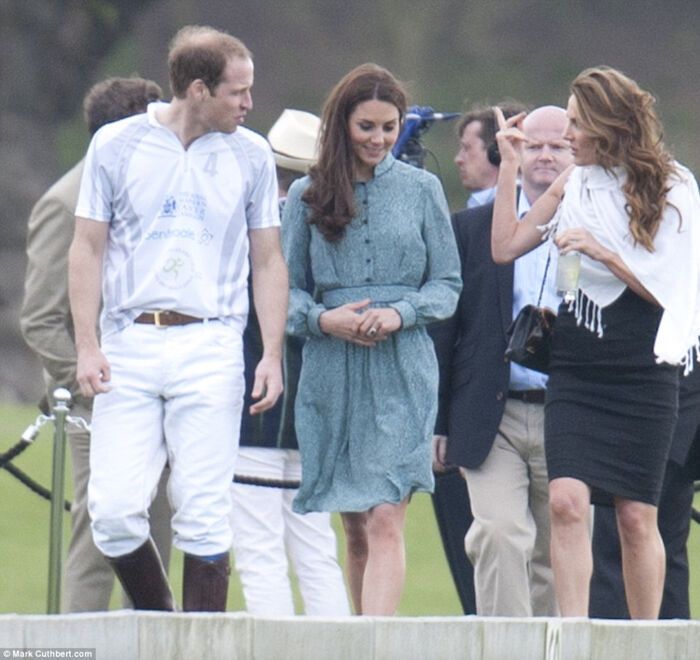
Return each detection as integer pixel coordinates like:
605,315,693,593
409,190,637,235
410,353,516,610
83,77,162,135
168,25,252,98
457,101,529,146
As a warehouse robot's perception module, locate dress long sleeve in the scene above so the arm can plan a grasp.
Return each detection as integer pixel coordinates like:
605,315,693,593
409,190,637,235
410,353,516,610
388,174,461,328
282,177,326,337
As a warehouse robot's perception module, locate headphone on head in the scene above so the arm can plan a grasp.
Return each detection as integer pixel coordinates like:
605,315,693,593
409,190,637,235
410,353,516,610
486,140,501,167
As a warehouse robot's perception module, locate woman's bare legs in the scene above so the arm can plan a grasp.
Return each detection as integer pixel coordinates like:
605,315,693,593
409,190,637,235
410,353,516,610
341,498,409,615
341,511,369,614
548,477,592,616
615,497,664,619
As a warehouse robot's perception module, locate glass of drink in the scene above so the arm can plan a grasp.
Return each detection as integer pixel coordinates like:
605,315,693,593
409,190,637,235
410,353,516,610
556,251,581,302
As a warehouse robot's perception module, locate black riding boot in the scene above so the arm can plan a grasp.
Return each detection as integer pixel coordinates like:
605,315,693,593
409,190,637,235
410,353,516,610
109,538,176,611
182,552,230,612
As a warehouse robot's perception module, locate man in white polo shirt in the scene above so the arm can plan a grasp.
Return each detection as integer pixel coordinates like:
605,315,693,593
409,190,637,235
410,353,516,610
68,25,287,612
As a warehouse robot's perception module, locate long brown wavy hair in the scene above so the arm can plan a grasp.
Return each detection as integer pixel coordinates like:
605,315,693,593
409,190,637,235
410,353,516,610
302,63,407,242
571,66,677,251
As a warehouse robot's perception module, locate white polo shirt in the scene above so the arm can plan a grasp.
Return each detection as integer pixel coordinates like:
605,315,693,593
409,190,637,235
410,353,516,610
76,102,280,337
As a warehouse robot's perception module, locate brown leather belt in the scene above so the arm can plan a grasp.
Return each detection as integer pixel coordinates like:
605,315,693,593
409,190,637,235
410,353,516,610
507,389,546,404
134,311,208,327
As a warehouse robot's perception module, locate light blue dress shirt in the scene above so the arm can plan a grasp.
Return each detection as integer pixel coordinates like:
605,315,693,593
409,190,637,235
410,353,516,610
467,186,497,209
509,193,562,390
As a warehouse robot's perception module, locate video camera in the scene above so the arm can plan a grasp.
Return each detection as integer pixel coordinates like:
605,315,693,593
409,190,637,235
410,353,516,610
392,105,460,169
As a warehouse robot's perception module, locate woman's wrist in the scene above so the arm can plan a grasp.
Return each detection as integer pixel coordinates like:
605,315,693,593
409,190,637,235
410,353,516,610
496,161,519,193
308,305,329,337
318,310,329,334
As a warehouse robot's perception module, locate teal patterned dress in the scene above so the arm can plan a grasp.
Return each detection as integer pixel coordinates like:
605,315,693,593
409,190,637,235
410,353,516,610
282,154,461,513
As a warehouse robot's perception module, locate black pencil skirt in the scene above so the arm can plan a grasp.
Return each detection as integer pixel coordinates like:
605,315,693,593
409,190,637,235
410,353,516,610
545,288,679,506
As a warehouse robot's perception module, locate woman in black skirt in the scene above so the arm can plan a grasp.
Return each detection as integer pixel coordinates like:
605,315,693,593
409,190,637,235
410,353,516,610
491,66,700,618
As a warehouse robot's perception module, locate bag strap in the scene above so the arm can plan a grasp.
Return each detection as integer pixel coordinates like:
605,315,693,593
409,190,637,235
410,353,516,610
536,242,553,307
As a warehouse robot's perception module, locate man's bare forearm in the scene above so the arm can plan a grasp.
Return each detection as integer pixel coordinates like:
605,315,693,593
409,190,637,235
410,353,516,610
253,251,288,360
250,227,288,359
69,218,107,352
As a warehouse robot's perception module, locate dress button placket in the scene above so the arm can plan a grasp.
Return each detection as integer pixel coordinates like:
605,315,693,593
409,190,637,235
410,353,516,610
362,188,371,282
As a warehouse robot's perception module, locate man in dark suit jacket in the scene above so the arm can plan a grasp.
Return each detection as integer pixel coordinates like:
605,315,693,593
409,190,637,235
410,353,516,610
430,102,525,614
433,106,571,616
590,367,700,619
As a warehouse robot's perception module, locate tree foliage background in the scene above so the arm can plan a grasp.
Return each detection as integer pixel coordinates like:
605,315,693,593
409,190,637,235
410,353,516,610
1,0,699,401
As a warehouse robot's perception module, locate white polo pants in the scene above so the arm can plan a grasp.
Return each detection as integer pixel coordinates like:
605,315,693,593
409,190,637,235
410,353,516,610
230,447,350,616
89,321,245,558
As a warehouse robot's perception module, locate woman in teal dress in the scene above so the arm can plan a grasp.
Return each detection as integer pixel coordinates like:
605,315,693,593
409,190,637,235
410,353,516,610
282,63,461,615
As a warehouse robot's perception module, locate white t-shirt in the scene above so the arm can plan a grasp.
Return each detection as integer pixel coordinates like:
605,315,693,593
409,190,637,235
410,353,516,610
76,102,280,337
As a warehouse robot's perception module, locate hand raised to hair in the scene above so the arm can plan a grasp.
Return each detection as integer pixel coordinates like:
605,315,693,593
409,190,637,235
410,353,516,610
493,106,528,166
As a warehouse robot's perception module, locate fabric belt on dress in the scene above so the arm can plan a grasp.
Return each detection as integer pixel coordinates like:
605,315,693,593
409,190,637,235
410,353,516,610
322,284,418,308
134,311,211,327
507,389,546,404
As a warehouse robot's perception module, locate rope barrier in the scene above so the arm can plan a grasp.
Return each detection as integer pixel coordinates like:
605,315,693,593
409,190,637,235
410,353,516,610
2,460,71,512
0,411,50,469
233,474,300,489
0,414,76,511
0,438,31,469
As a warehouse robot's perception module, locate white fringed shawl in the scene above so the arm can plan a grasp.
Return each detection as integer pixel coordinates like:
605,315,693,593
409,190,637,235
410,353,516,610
544,163,700,372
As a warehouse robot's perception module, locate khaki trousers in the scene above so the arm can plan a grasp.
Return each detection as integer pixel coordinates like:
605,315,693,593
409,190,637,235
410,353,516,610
463,398,557,616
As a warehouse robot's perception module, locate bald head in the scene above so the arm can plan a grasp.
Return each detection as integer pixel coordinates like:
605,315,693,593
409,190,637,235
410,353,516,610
520,105,572,202
522,105,567,133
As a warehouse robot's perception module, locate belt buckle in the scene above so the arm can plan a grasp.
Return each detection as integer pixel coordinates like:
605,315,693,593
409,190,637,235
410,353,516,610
153,310,167,328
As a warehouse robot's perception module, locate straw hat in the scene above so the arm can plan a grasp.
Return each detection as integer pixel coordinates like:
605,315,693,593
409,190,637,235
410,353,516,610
267,109,321,173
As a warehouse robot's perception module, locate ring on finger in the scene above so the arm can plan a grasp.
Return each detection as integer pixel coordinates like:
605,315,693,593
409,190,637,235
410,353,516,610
368,327,377,337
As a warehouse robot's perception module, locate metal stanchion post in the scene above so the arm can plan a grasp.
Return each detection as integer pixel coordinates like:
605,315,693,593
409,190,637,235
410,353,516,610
46,387,71,614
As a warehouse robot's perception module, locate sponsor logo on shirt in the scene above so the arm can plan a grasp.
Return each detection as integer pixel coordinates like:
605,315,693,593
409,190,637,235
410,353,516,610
144,227,215,244
161,195,177,218
199,228,214,245
155,248,196,290
146,228,195,241
158,192,208,222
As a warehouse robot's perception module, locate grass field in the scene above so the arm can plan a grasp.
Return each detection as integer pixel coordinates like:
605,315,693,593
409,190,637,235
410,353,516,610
1,402,698,616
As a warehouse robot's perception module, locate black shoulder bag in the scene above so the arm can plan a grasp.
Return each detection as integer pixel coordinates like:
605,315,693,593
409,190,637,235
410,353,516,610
504,249,556,375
